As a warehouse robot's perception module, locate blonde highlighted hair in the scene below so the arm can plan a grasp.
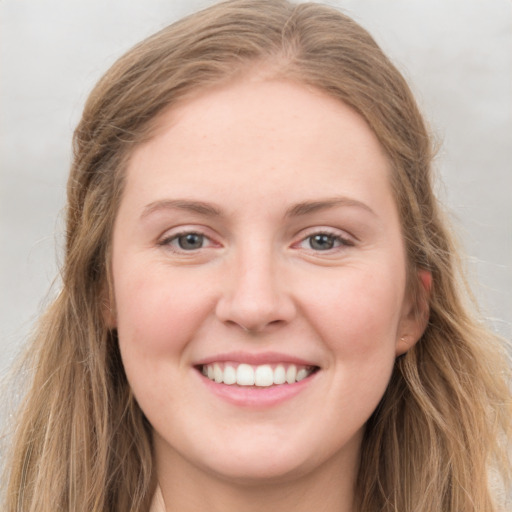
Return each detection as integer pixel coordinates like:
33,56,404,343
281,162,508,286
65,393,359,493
3,1,511,510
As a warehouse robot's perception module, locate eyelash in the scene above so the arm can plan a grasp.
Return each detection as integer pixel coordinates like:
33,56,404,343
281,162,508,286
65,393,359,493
296,230,354,252
158,231,215,252
158,228,354,253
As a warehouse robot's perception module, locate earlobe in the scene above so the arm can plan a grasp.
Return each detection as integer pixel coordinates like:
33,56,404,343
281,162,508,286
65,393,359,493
396,335,412,355
395,269,432,356
419,268,432,294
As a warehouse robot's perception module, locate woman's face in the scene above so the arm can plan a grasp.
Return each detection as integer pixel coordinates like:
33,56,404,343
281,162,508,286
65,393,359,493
111,77,424,484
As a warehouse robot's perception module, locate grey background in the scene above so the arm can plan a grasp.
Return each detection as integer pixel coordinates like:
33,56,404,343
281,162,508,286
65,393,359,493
1,0,511,380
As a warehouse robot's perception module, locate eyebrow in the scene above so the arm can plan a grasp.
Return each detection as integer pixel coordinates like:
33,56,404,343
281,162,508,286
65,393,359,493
285,197,376,218
141,196,376,220
141,199,223,219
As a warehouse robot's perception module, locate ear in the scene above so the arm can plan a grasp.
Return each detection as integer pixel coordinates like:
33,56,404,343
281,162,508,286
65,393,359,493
395,269,432,356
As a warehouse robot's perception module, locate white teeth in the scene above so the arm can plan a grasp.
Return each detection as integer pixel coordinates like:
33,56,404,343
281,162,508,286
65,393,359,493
273,364,286,385
201,362,316,387
254,365,273,387
223,364,237,385
296,368,309,382
236,364,255,385
286,365,297,384
213,363,223,383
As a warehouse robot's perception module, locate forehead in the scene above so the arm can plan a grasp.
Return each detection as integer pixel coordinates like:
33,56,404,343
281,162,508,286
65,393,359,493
123,77,394,216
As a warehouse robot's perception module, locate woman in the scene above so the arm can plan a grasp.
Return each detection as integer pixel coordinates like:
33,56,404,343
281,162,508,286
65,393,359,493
3,1,511,510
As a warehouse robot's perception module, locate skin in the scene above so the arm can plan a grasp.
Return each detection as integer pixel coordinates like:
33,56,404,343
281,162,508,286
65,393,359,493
110,76,427,512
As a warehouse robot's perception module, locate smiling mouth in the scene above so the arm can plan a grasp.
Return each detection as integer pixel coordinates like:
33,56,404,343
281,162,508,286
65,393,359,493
197,362,319,387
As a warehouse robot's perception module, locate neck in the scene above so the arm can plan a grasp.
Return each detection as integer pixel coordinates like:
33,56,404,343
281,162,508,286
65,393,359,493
155,437,360,512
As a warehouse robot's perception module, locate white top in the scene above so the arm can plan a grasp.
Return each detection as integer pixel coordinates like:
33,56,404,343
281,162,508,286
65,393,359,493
149,485,166,512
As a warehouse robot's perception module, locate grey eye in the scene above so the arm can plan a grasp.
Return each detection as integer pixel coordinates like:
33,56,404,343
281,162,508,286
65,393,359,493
308,234,343,250
177,233,204,250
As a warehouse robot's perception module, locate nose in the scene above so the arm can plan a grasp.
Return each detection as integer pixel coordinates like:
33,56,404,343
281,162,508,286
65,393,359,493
215,243,296,333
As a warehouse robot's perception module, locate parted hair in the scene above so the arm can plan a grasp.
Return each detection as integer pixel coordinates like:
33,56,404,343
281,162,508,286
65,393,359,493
3,1,511,510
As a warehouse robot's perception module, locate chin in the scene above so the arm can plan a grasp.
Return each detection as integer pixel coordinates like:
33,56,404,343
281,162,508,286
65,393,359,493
155,428,320,486
200,453,314,486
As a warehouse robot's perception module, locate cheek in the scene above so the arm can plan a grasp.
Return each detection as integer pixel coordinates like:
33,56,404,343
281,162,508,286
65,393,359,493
287,263,406,454
304,261,406,358
113,262,212,357
112,264,214,416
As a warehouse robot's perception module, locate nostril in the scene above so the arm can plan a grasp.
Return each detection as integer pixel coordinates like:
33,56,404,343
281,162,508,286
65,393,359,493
214,270,297,332
226,318,288,334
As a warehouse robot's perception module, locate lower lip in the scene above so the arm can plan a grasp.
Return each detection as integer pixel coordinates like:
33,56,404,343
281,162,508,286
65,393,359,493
196,370,318,408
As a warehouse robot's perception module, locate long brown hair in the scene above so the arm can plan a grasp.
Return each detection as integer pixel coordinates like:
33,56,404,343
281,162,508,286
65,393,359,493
3,1,511,510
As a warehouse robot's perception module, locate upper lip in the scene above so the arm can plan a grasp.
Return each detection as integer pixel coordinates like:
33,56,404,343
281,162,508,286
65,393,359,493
194,351,320,367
